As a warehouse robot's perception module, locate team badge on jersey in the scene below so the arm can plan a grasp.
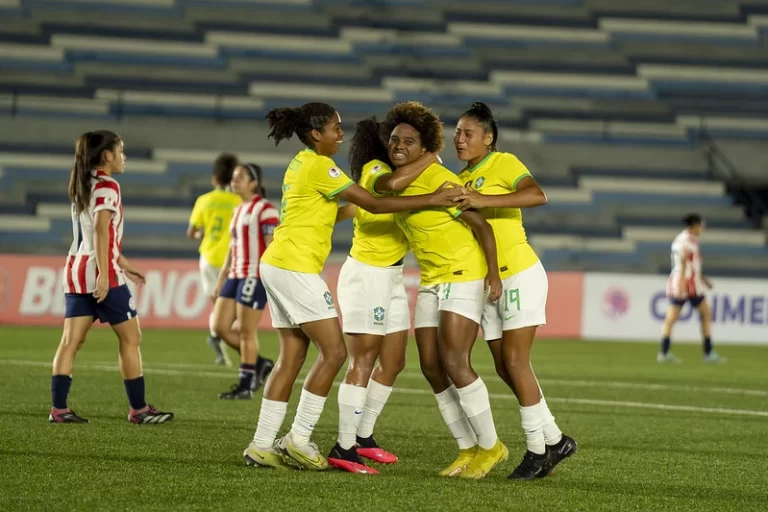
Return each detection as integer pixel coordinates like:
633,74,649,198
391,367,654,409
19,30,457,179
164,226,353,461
373,306,385,325
328,167,341,178
370,165,382,175
474,176,485,188
323,291,334,307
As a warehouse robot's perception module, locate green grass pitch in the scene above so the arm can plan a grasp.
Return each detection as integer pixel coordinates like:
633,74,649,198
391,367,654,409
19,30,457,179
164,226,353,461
1,326,767,511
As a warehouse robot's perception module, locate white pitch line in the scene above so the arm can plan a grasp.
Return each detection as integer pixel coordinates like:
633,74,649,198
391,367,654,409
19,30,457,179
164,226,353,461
3,359,767,418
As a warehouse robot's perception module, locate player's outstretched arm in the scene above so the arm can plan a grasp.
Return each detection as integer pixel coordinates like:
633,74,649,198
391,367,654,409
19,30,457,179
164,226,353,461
456,176,547,210
335,203,358,224
374,152,437,194
339,181,462,214
459,210,502,302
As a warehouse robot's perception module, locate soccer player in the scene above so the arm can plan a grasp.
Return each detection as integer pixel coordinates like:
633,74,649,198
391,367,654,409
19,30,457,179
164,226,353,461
187,153,241,365
381,102,507,479
213,164,278,399
50,130,173,424
453,102,576,480
242,102,461,472
332,116,438,472
659,214,723,363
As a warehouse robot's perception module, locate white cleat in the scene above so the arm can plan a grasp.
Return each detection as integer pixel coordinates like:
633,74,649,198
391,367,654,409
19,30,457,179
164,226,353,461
703,352,727,364
276,432,328,471
657,352,682,364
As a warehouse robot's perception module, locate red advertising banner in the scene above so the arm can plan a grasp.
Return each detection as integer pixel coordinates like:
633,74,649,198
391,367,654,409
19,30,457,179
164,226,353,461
0,254,582,338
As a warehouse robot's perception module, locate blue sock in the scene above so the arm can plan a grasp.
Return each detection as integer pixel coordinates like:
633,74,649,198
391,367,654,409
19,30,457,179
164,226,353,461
123,376,147,410
51,375,72,409
703,337,712,355
238,364,257,390
661,337,671,354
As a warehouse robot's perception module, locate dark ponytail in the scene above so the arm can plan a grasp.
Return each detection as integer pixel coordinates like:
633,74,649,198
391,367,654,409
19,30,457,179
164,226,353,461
460,101,498,151
243,163,266,198
265,102,337,148
69,130,121,214
348,116,391,183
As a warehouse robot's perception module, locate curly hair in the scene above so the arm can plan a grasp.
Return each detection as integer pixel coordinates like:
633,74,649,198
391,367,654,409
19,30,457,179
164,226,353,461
381,101,444,153
348,116,391,183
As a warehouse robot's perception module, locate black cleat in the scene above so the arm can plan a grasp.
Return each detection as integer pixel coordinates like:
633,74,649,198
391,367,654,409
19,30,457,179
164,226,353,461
356,435,398,464
508,449,550,481
327,443,379,474
48,409,89,423
544,435,577,475
252,358,274,392
219,384,253,400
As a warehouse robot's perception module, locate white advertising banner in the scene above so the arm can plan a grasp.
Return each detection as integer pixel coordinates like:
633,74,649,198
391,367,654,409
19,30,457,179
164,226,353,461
582,273,768,345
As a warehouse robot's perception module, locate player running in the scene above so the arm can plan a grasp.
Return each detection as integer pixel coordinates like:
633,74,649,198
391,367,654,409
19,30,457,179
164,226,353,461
187,153,241,365
454,102,576,480
382,102,507,479
332,117,438,471
659,214,724,363
49,130,173,425
213,164,278,399
242,102,461,472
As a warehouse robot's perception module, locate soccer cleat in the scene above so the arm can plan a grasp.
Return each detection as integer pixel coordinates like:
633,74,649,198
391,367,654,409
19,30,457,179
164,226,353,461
244,441,290,469
544,435,578,475
252,358,274,392
208,336,229,366
460,440,509,480
276,432,328,471
439,446,478,477
48,408,89,424
703,352,727,364
327,443,379,475
356,435,398,464
657,352,681,364
128,405,174,425
508,449,551,481
219,384,252,400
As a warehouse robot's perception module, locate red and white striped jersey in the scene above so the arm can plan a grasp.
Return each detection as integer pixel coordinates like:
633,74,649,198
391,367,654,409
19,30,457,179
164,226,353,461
228,195,279,279
62,170,125,294
667,229,703,298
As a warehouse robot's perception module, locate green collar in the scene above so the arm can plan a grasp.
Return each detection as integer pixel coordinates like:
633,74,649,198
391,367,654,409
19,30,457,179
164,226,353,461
464,151,494,174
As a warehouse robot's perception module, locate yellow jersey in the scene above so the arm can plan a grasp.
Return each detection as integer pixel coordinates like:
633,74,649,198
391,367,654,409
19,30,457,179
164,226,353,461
349,160,409,267
395,163,487,286
461,152,539,278
189,188,241,268
262,148,354,273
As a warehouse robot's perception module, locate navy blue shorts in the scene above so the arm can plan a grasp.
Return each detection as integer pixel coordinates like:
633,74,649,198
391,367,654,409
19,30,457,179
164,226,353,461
669,295,705,308
65,284,137,325
220,277,267,310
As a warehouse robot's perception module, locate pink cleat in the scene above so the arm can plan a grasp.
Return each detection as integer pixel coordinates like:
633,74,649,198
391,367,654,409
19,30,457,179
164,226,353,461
356,435,398,464
327,444,379,475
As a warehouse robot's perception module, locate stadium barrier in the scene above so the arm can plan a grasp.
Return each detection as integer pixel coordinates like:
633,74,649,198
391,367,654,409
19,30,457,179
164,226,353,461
0,255,582,338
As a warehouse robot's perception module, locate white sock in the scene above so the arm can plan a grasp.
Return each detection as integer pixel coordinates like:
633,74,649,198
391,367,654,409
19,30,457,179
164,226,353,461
456,378,498,450
208,312,216,338
435,385,477,450
289,388,327,446
539,397,563,446
337,383,368,450
520,401,546,455
252,398,288,449
357,379,392,439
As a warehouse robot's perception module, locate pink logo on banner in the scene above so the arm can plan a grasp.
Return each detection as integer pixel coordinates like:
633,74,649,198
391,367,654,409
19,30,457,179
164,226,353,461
602,287,629,318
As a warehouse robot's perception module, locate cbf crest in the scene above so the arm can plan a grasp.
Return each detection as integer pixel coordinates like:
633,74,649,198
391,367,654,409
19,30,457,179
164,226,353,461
474,176,485,188
373,306,385,325
323,291,334,307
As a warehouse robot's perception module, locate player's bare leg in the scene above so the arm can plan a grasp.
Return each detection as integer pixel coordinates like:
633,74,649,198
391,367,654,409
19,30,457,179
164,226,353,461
49,316,94,423
698,300,725,363
207,296,229,366
487,339,515,390
113,318,173,424
212,296,239,356
659,304,683,363
219,305,265,399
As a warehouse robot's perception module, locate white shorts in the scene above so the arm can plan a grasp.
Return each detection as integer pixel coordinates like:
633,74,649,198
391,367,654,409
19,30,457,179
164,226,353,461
260,262,338,329
481,261,548,341
414,279,486,329
337,256,410,336
199,255,220,299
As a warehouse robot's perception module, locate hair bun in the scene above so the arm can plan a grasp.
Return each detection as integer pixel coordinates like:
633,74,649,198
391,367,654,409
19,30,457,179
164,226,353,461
469,102,494,117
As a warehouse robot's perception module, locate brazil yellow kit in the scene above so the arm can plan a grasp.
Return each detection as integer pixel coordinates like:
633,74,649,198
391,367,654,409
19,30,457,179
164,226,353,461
189,188,241,268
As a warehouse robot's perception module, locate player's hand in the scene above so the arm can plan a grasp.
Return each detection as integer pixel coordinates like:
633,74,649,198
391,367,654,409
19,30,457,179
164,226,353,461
703,278,713,289
455,188,487,211
124,267,146,286
429,182,464,206
485,272,502,302
93,274,110,303
213,279,224,299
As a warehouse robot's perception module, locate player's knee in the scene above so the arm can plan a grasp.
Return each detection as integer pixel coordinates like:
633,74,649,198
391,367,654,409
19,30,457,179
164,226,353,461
419,356,442,385
494,359,509,381
59,332,85,353
320,342,347,371
502,346,529,373
383,353,406,378
439,351,468,380
348,352,375,380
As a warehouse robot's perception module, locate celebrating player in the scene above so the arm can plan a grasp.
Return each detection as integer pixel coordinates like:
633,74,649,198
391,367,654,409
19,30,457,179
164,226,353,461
381,102,507,479
332,117,438,472
187,153,241,365
49,130,173,425
454,102,576,480
659,214,723,363
242,102,461,472
213,164,278,399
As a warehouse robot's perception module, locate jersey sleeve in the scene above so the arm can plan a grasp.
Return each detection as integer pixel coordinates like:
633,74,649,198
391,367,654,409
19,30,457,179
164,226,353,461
498,153,533,191
92,180,119,214
360,160,393,197
311,157,354,199
257,202,280,235
189,197,203,227
432,169,463,219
